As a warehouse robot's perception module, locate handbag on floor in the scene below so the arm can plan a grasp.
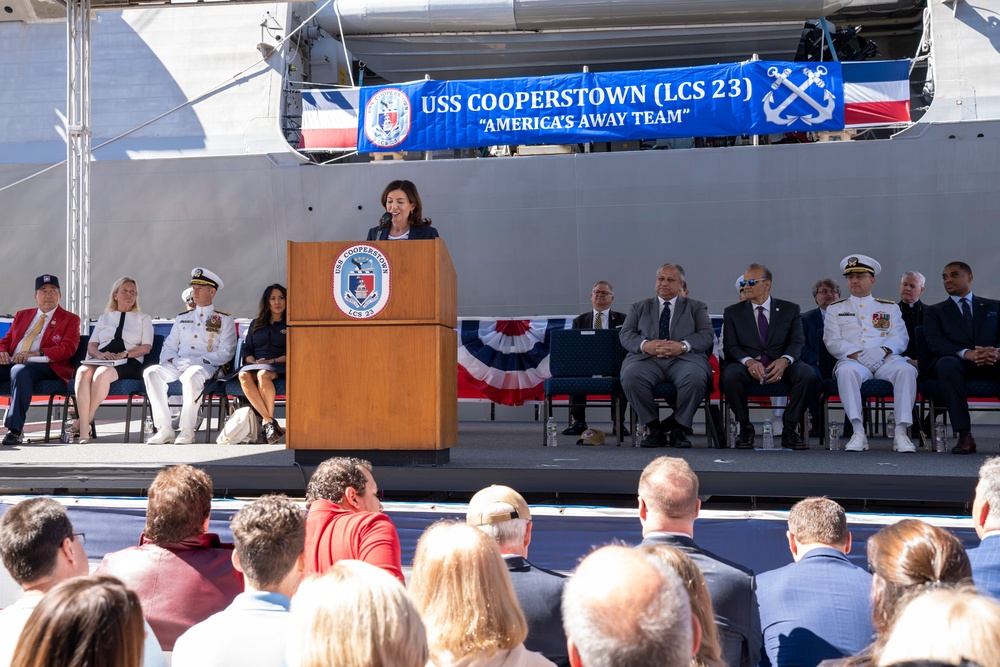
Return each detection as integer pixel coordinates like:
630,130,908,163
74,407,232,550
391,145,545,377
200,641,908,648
217,407,261,444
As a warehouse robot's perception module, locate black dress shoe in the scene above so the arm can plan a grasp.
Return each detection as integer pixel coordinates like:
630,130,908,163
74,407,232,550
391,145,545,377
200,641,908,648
669,429,692,449
562,422,588,436
735,424,755,449
952,433,977,455
781,429,808,450
2,430,22,446
639,429,668,448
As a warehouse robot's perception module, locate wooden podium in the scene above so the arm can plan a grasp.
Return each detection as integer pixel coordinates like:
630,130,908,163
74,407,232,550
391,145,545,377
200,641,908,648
286,240,457,463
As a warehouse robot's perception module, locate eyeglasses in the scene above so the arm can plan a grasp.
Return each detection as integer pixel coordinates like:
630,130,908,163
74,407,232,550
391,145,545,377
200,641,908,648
70,532,86,546
739,279,766,287
816,288,839,295
592,290,612,296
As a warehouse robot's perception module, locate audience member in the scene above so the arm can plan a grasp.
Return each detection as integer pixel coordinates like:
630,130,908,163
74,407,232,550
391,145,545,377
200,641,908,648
467,485,569,666
172,495,305,667
0,497,165,667
721,264,817,450
287,560,428,667
237,284,287,444
897,271,926,366
564,280,628,437
968,457,1000,598
640,543,725,667
181,287,195,311
823,255,917,453
637,456,761,667
831,519,972,667
409,521,555,667
802,278,840,436
0,274,81,446
74,276,154,443
10,575,144,667
923,261,1000,455
620,263,714,449
144,267,237,444
756,497,873,667
303,456,404,582
97,464,243,651
563,545,699,667
875,587,1000,667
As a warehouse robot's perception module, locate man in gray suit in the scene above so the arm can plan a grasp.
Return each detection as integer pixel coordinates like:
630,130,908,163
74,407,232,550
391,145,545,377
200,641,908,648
638,456,761,667
620,263,714,448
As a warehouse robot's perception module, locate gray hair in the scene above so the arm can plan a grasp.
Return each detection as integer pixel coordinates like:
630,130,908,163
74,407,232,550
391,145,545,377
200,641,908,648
657,264,686,282
476,511,529,550
980,458,1000,522
592,281,614,293
745,264,773,282
562,546,693,667
901,271,926,289
812,278,841,299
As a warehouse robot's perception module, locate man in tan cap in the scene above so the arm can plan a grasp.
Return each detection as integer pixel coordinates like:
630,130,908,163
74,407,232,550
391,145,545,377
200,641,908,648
467,485,568,666
823,255,916,453
144,268,237,444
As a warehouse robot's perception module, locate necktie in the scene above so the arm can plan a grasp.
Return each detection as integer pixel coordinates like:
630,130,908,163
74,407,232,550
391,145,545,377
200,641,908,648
961,297,973,332
757,305,771,368
594,312,603,330
17,313,47,354
659,301,671,340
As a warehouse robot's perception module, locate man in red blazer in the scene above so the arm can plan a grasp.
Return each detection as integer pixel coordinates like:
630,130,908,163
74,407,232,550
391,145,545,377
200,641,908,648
0,274,81,445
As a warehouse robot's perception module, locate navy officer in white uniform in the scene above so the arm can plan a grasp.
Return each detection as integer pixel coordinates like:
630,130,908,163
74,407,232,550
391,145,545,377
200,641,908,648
145,268,237,444
823,255,917,453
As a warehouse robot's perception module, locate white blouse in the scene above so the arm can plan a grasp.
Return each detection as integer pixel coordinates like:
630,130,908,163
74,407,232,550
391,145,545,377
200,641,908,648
89,310,154,363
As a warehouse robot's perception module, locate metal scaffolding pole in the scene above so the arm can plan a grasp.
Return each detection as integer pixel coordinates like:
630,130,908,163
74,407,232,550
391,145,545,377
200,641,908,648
66,0,92,334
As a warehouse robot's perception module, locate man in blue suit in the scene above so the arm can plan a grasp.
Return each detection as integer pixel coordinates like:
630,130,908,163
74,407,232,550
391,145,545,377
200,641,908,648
467,484,568,667
638,456,761,667
801,279,840,437
969,457,1000,598
923,261,1000,455
756,497,873,667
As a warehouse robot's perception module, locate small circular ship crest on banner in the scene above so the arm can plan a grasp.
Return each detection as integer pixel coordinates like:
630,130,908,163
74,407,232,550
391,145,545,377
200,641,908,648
332,244,392,319
363,88,411,149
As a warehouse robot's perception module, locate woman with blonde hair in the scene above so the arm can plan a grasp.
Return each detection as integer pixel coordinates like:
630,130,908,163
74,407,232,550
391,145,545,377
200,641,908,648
409,521,555,667
74,276,153,442
877,586,1000,667
287,560,427,667
11,575,145,667
641,543,726,667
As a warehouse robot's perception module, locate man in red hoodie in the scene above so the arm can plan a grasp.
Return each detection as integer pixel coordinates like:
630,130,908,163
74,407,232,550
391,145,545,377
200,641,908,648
303,456,404,583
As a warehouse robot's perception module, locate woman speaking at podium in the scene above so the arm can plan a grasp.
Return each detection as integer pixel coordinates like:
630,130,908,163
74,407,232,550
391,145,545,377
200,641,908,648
366,180,440,241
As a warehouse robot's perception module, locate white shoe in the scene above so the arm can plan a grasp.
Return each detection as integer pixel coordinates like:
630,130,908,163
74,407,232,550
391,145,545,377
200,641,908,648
893,431,916,453
174,430,197,445
146,428,175,445
845,432,869,452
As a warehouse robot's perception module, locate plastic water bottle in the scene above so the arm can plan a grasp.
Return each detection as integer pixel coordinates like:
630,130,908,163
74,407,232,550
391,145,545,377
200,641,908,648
546,417,558,447
934,419,947,453
60,418,74,444
829,422,841,451
144,416,155,440
886,411,895,438
762,419,774,450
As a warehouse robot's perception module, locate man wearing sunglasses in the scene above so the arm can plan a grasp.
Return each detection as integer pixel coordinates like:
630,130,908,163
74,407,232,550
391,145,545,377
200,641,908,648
721,264,817,450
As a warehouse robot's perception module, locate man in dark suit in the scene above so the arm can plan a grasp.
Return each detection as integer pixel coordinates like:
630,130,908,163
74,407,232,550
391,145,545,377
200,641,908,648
756,497,873,667
0,275,81,446
923,261,1000,455
898,271,926,365
721,264,817,450
564,280,627,436
638,456,761,667
466,484,568,667
801,278,841,436
969,457,1000,599
620,264,714,448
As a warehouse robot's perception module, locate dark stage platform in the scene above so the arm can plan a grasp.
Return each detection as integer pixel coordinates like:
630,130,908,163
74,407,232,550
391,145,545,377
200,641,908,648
0,418,990,511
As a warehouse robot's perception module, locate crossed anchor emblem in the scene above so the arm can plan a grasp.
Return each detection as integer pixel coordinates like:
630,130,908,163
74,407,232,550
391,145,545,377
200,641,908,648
763,66,836,126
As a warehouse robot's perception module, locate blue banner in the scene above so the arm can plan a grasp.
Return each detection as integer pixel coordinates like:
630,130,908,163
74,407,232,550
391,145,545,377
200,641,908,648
357,61,844,152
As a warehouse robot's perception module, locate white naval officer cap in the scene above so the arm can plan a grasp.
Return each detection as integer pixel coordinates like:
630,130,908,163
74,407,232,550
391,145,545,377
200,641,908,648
189,267,223,290
181,287,194,305
735,275,745,290
840,254,881,277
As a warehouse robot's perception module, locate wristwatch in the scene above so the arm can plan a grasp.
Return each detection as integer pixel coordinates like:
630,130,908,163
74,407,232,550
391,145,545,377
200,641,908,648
681,341,690,353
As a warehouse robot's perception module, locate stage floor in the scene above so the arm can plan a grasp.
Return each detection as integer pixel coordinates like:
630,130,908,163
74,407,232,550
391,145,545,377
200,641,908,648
0,414,989,510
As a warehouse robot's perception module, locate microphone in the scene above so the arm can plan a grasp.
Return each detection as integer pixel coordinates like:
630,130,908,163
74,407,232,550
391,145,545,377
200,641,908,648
379,212,392,227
